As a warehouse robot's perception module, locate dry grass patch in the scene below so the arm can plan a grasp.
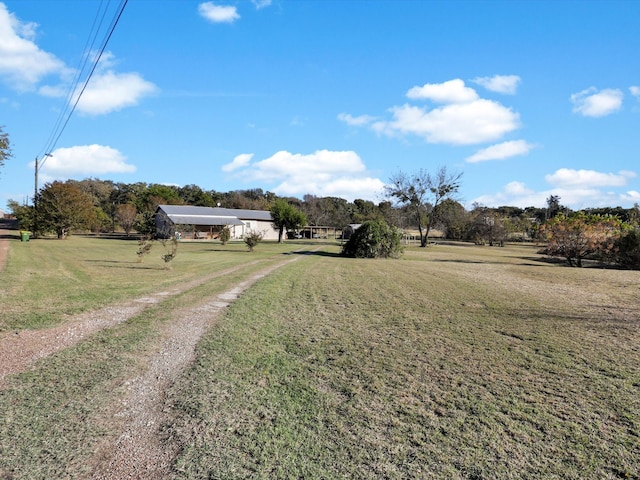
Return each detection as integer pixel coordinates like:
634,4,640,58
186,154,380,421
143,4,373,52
0,236,302,331
0,249,307,479
167,243,640,479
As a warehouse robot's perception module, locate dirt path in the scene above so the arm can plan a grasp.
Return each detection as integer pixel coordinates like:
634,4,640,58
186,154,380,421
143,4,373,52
0,235,311,478
0,259,264,386
88,255,304,479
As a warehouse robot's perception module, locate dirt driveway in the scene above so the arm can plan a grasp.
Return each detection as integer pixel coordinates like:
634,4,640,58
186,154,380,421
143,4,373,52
0,232,313,479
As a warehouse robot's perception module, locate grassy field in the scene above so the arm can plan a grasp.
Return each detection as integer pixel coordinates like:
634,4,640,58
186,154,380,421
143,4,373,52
1,236,639,479
0,233,305,331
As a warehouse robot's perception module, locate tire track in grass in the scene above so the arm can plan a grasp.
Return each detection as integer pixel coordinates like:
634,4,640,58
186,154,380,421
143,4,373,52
0,253,299,387
88,252,312,479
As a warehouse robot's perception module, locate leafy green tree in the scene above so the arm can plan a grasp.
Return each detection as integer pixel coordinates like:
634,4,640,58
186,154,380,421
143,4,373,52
177,184,218,206
134,210,157,238
7,200,33,231
341,219,403,259
37,181,96,238
270,199,307,243
539,213,622,267
467,205,507,246
0,126,13,173
545,195,568,220
386,167,462,247
137,184,182,214
352,199,380,223
612,227,640,269
438,199,468,240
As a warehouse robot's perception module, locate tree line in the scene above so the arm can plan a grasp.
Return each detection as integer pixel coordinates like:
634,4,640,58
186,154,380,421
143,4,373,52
7,173,640,268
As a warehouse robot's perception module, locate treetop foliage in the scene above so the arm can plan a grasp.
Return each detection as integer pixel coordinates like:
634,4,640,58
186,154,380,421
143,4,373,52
539,212,623,267
270,199,307,243
0,126,12,172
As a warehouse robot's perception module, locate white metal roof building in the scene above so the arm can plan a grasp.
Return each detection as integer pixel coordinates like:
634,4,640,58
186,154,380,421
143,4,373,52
155,205,278,240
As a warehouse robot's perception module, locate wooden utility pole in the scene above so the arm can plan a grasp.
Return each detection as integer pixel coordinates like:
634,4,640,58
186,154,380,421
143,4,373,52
33,156,38,238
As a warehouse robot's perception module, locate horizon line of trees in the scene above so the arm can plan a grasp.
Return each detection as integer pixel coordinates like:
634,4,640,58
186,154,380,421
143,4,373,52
6,176,640,268
7,177,640,237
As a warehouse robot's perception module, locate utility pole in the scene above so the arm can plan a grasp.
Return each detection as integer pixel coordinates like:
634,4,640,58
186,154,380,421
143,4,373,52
33,156,38,238
33,153,51,238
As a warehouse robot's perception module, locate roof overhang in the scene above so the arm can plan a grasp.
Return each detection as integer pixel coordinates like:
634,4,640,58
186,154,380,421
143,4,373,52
166,214,244,226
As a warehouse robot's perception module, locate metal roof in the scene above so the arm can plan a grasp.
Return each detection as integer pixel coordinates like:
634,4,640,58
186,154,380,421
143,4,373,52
157,205,272,225
167,215,244,226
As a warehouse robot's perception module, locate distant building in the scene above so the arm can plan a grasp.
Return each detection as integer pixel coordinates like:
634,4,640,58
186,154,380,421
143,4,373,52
155,205,278,241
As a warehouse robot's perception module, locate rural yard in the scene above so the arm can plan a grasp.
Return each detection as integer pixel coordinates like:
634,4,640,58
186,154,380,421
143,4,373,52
0,225,639,479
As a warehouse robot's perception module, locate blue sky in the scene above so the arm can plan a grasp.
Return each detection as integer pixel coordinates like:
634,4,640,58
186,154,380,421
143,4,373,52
1,0,639,212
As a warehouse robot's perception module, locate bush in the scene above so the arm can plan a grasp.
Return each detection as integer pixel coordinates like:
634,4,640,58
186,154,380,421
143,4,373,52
341,220,403,259
612,228,640,269
244,231,264,252
219,226,231,245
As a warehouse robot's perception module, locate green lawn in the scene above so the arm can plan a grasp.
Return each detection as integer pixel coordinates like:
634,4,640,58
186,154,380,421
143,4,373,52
1,238,638,479
168,243,640,479
0,234,305,331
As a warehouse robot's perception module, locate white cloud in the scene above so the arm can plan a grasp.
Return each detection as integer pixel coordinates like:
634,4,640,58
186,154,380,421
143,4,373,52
276,176,385,202
222,149,385,201
571,87,623,117
466,140,535,163
622,191,640,203
347,79,520,145
40,145,135,176
222,153,253,172
407,79,478,103
0,3,68,91
73,69,157,115
472,75,521,95
471,183,609,210
545,168,635,188
198,2,240,23
372,99,520,145
0,5,156,115
337,112,376,126
472,168,639,209
252,0,272,9
503,181,533,196
631,86,640,98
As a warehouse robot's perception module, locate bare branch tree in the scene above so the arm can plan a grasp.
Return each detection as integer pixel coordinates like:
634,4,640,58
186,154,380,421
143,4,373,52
386,167,462,247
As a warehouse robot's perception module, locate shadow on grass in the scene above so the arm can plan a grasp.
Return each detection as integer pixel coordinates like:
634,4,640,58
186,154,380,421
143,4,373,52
288,250,343,258
76,233,142,242
0,231,20,240
84,259,168,270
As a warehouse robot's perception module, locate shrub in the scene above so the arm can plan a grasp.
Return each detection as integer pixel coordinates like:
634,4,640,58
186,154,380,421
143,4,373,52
219,226,231,245
341,220,403,259
612,228,640,269
244,231,264,252
136,237,154,262
160,236,179,269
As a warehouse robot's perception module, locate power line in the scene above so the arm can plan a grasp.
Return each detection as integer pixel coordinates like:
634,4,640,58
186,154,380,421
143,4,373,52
37,0,111,161
39,0,129,169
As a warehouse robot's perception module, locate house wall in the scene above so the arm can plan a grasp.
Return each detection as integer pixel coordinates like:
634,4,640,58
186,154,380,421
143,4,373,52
229,219,279,240
155,209,173,238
